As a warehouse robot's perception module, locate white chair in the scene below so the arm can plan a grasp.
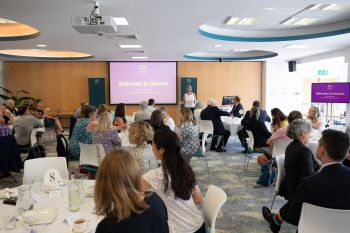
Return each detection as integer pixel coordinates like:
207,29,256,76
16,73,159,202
272,139,292,159
202,185,227,233
79,143,106,167
30,128,39,146
195,119,212,179
270,154,285,210
243,130,255,174
298,203,350,233
23,157,69,184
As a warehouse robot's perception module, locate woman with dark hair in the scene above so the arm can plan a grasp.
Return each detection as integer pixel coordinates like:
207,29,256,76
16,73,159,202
142,130,205,233
271,108,288,133
150,110,169,133
68,105,97,160
113,103,128,131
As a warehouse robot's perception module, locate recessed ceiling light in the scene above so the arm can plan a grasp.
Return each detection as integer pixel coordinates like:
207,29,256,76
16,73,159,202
263,7,275,11
131,56,147,59
119,44,141,48
322,4,342,11
225,17,241,25
213,44,223,48
280,17,298,25
113,17,129,26
36,44,47,47
294,18,317,26
308,4,323,10
283,44,309,49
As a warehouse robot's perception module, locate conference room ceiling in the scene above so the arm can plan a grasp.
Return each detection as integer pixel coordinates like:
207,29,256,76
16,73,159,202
1,0,350,61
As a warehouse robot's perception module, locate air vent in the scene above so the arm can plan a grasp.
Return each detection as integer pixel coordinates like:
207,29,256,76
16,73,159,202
123,50,144,54
105,34,138,40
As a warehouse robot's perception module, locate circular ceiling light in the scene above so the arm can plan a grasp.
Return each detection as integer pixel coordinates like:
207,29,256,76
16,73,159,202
0,49,93,60
184,50,278,61
0,18,40,40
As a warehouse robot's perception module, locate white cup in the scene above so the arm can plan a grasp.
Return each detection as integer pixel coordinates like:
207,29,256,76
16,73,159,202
72,218,88,233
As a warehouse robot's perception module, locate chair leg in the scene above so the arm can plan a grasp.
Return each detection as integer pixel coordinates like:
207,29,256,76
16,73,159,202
245,155,251,175
10,173,19,184
203,155,209,180
270,192,277,210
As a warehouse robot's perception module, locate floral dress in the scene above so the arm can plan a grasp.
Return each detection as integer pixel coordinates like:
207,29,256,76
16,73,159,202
130,144,159,175
179,122,199,162
68,118,92,161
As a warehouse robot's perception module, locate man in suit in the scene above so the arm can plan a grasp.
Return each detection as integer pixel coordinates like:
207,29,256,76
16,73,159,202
200,98,231,152
230,96,244,118
262,129,350,233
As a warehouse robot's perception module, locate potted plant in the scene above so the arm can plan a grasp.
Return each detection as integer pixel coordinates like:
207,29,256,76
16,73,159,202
0,87,35,106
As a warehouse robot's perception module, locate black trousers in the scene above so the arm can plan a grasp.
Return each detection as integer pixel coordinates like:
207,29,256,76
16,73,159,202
194,223,206,233
211,129,230,149
237,129,248,150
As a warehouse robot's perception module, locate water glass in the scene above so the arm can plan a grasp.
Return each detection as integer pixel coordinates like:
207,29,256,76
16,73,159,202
3,213,16,230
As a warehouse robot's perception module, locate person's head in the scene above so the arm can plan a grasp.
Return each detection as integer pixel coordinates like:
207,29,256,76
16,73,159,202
180,108,196,125
287,110,303,124
233,96,241,105
308,105,320,119
0,116,4,125
158,106,168,118
195,101,204,110
140,101,148,110
287,119,311,144
271,108,287,125
316,129,350,163
97,112,113,131
249,106,260,119
4,99,15,109
97,104,109,115
35,99,43,110
186,84,192,93
152,130,196,200
17,105,29,116
252,100,260,108
148,99,155,107
115,103,126,118
94,149,148,220
129,121,154,145
84,105,97,120
150,110,164,127
207,98,216,106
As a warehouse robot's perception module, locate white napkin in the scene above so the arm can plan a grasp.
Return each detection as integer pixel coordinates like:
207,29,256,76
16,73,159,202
0,188,18,198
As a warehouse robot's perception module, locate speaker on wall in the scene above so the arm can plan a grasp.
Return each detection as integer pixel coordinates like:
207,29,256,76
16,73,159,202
288,60,296,72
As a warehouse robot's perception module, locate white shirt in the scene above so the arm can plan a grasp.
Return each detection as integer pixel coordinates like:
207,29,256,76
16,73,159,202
143,167,204,233
184,93,196,108
318,162,342,172
134,110,151,122
163,115,176,131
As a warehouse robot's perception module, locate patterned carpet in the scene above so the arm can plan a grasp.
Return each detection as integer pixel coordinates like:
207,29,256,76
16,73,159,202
1,133,298,233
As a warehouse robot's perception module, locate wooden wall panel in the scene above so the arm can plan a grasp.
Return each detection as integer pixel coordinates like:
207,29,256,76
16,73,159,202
3,61,262,124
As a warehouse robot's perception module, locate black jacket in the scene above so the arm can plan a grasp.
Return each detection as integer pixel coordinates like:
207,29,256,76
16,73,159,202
0,135,23,172
242,118,271,148
200,105,230,134
230,103,244,118
279,139,319,200
280,163,350,226
242,109,271,124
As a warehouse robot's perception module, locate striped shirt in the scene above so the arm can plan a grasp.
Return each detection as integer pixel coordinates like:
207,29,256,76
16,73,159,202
0,124,11,137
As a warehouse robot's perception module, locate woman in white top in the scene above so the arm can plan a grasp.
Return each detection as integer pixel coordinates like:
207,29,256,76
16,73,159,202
306,105,323,130
142,130,205,233
183,85,196,113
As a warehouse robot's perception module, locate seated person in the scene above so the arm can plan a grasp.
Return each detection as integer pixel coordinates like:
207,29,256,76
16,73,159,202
230,96,244,118
262,129,350,233
242,100,271,124
36,99,64,133
200,98,231,152
142,130,205,233
4,99,18,116
13,105,44,148
129,121,158,175
134,101,152,122
193,101,205,120
306,105,323,130
267,110,303,146
113,103,128,131
150,110,170,133
0,105,14,125
95,149,169,233
0,116,11,137
147,98,157,112
243,107,272,158
67,105,97,160
159,106,175,131
278,119,319,200
271,108,288,133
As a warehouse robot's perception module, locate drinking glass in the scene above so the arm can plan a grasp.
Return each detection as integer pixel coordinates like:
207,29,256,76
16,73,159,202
16,185,34,214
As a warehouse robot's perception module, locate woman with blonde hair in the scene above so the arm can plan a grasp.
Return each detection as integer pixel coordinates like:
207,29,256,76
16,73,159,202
129,121,158,175
178,108,200,162
95,149,169,233
90,111,121,153
306,105,323,130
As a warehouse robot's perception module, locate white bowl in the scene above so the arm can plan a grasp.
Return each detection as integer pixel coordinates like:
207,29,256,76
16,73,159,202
22,210,39,223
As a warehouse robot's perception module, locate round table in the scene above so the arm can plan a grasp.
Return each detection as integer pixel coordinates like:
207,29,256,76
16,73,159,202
221,116,242,135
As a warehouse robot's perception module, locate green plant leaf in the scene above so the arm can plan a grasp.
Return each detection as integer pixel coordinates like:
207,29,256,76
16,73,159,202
0,87,14,95
0,94,11,100
16,90,30,94
18,96,35,101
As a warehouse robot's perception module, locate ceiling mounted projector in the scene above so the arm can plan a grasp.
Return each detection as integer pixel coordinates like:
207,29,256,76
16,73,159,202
72,2,117,35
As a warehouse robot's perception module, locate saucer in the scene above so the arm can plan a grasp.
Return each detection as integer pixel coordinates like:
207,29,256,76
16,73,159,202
68,222,94,233
59,179,69,186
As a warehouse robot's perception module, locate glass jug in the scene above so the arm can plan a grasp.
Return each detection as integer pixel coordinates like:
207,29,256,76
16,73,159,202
16,185,34,214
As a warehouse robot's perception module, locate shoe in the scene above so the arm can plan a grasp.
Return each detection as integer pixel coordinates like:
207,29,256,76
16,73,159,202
262,206,281,233
254,184,268,188
216,147,226,152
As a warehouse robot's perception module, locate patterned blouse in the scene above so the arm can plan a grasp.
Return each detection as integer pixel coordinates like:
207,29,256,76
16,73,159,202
91,128,121,153
68,118,92,161
179,122,199,156
130,144,158,175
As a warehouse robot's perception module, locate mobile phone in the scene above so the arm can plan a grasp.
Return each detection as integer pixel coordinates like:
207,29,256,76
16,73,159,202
3,197,17,205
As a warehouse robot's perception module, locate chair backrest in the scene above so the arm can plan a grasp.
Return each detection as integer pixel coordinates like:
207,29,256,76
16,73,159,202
30,128,39,146
272,139,292,158
245,130,254,150
298,203,350,233
79,143,106,167
23,157,68,184
203,185,227,233
275,154,286,193
198,120,214,135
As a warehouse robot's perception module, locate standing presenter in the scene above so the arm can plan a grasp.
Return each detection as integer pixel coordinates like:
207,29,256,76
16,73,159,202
183,84,197,114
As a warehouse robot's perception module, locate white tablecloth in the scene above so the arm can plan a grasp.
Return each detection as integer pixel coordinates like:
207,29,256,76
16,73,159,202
0,181,102,233
221,116,242,135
